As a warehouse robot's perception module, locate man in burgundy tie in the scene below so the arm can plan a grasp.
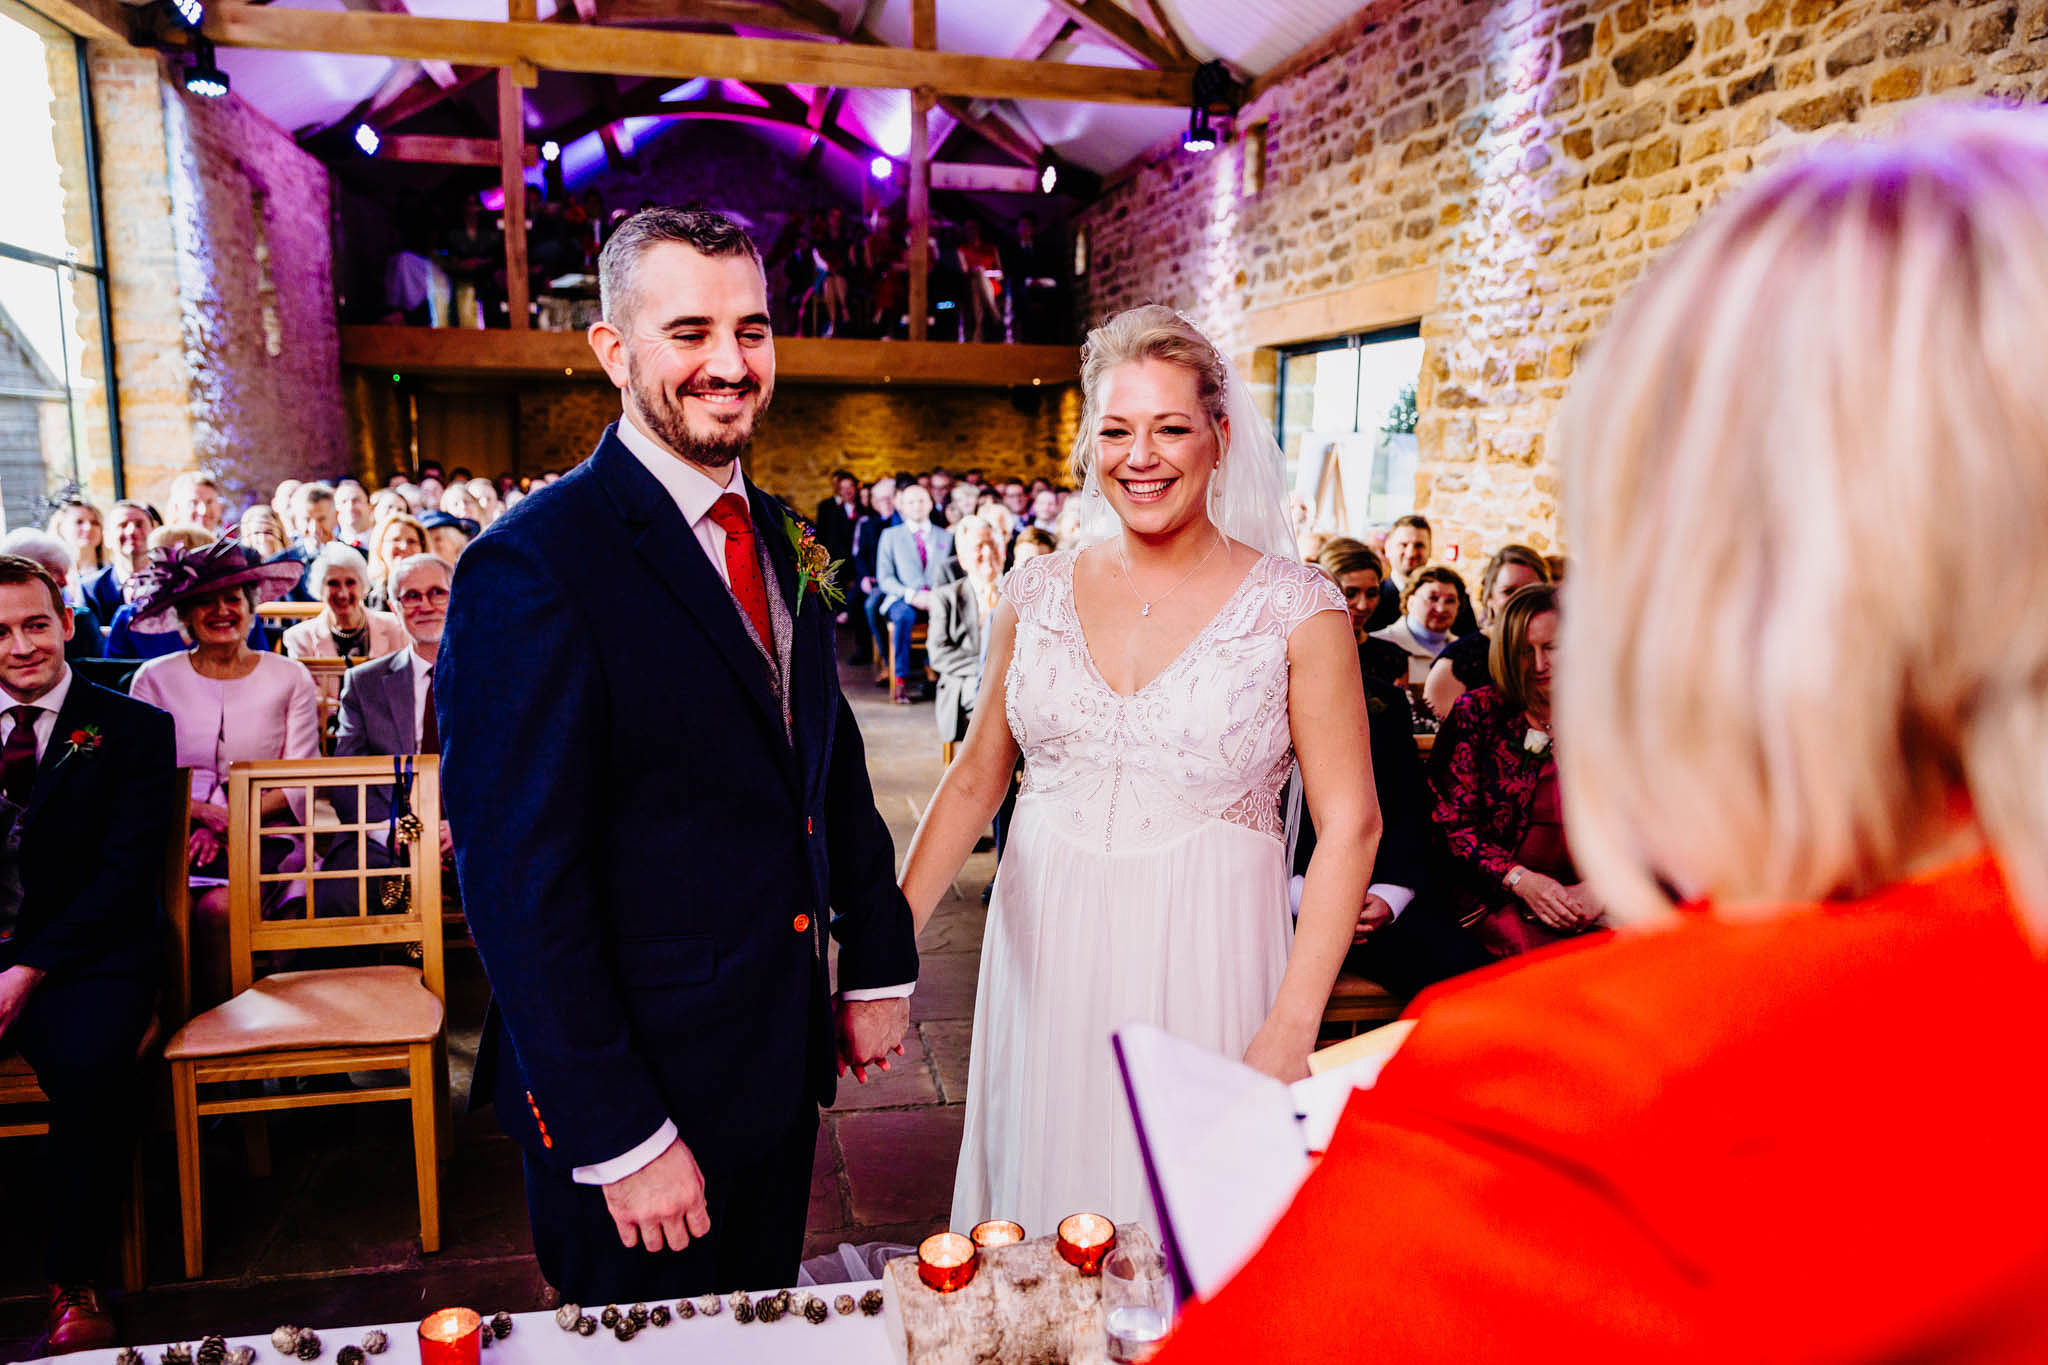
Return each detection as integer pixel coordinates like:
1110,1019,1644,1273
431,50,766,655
439,209,917,1305
0,554,178,1351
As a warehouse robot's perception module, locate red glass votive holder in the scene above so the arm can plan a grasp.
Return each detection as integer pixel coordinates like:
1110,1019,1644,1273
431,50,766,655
419,1308,483,1365
971,1219,1026,1249
1056,1212,1117,1275
918,1232,979,1292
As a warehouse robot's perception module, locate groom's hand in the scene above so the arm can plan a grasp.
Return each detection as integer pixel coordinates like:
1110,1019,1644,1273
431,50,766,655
835,996,909,1084
601,1137,711,1253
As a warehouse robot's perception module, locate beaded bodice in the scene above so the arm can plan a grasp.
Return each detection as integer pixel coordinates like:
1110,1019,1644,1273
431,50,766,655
1002,549,1345,855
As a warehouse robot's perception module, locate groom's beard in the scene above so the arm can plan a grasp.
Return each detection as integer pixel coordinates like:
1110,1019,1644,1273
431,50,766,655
627,358,772,470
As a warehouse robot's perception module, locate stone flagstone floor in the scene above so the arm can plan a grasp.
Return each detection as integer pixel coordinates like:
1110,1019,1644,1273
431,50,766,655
0,642,984,1361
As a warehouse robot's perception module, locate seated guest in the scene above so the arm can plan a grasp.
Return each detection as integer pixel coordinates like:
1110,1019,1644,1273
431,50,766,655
104,528,266,661
420,510,478,567
165,471,225,537
854,477,898,671
1365,513,1432,630
47,498,107,581
1316,538,1408,689
1427,582,1594,959
0,555,176,1352
814,469,867,660
334,480,374,550
927,516,1002,748
79,500,158,626
876,483,955,703
128,540,317,1005
1425,544,1550,720
1012,526,1057,565
1370,565,1464,687
319,554,454,915
0,531,103,661
277,481,342,599
1156,113,2048,1362
365,514,428,611
282,543,406,666
237,505,288,562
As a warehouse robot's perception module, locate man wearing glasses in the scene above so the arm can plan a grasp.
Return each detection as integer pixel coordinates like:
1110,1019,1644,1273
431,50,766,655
317,555,457,911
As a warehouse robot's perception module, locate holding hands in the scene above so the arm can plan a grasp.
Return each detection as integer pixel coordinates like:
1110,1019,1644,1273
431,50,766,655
1510,865,1602,930
835,995,909,1084
1351,892,1396,945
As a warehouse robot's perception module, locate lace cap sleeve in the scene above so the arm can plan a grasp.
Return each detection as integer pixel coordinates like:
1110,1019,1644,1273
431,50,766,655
1264,556,1349,637
998,549,1071,626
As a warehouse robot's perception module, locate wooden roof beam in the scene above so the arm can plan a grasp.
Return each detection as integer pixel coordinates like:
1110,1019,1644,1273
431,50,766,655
1040,0,1186,71
202,8,1194,105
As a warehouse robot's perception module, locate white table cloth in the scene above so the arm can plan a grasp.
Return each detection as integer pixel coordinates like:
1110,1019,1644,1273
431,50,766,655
24,1286,897,1365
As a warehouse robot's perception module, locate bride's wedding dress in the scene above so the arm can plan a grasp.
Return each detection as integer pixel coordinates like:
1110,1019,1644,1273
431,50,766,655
949,547,1347,1236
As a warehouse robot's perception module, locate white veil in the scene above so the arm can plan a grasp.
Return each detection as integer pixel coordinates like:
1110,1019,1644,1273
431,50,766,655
1069,319,1297,560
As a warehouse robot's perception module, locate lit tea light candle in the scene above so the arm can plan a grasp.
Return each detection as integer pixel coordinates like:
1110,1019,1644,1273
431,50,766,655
918,1232,979,1293
1056,1212,1117,1275
418,1308,482,1365
971,1220,1026,1249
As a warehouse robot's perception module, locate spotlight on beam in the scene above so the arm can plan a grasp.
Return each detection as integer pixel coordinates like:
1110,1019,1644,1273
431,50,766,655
168,0,203,28
182,36,228,98
1182,109,1216,153
1184,58,1240,154
353,123,381,156
1037,149,1059,195
541,140,560,162
870,155,893,182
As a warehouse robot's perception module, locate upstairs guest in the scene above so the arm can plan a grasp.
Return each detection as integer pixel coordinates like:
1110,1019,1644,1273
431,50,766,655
282,543,406,666
1371,565,1464,687
0,555,176,1352
128,541,317,1005
366,514,429,611
1425,544,1550,720
236,505,288,562
166,472,225,537
1429,583,1595,958
79,501,157,626
853,477,897,669
876,483,956,703
421,510,477,567
1158,111,2048,1363
48,499,107,579
0,530,102,662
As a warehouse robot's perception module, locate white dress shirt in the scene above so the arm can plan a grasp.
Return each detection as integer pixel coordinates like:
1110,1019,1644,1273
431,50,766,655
582,416,911,1188
409,648,436,752
0,664,75,768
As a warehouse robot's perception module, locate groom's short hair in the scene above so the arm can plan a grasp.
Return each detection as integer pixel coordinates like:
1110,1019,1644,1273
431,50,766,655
598,207,764,328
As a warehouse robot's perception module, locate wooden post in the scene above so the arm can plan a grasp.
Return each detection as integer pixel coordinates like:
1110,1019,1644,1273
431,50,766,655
906,0,935,342
497,69,530,331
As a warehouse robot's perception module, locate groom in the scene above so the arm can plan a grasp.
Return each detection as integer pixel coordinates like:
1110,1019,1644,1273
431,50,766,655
439,208,918,1303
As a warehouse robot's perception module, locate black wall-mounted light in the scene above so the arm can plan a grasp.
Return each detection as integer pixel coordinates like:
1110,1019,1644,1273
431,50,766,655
182,35,229,98
1184,59,1241,154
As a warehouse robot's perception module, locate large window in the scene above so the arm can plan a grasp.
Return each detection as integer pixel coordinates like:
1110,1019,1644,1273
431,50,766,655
0,1,117,529
1276,324,1423,533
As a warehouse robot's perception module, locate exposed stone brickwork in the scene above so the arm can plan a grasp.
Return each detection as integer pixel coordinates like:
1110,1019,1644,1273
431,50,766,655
1079,0,2048,566
511,380,1081,507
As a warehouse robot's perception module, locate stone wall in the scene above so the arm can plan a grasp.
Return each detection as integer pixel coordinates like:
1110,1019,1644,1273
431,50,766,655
1078,0,2048,566
80,47,344,514
511,379,1081,508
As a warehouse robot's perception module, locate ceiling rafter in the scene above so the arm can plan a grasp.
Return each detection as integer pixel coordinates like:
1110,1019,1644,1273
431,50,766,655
1038,0,1181,70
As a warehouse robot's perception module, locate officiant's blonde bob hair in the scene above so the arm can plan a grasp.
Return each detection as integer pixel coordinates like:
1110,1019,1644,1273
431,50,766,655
1555,108,2048,937
1070,305,1229,486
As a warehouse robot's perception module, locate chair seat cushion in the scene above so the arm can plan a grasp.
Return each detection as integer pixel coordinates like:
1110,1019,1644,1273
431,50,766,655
166,966,444,1060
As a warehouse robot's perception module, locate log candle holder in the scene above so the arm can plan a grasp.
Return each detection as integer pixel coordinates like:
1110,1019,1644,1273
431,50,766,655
917,1232,979,1293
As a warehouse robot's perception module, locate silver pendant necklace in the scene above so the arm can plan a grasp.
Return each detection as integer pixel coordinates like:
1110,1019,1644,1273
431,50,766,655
1117,531,1224,617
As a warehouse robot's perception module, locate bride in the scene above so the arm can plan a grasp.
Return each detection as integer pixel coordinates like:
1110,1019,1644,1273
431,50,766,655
898,305,1381,1237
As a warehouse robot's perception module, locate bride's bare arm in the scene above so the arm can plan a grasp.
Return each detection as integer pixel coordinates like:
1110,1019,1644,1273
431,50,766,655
899,600,1024,933
1245,608,1381,1082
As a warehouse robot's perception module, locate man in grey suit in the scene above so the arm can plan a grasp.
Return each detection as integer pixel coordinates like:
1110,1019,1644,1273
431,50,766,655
318,553,453,911
875,483,956,703
926,516,1002,745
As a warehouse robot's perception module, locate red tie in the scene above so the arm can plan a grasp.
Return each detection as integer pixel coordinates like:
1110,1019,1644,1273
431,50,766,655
707,493,773,649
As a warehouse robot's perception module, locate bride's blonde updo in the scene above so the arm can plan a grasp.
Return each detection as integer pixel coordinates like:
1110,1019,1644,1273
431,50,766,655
1070,305,1230,486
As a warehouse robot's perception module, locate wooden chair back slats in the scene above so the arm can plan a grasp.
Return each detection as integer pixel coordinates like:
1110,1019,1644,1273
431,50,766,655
295,657,352,755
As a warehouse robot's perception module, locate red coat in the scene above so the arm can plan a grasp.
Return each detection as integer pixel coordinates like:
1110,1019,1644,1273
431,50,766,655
1154,856,2048,1363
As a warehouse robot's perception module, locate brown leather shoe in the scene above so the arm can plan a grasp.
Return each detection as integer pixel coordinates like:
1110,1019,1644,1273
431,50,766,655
46,1283,117,1354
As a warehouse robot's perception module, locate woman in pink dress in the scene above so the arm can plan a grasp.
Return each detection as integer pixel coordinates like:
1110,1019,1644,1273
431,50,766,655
129,539,317,1003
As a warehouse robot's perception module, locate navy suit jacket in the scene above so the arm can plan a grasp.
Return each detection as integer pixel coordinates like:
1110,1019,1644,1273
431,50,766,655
851,511,897,584
438,426,919,1175
0,674,177,982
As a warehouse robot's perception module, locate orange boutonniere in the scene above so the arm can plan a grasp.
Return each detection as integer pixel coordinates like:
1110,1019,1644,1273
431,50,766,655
780,510,847,611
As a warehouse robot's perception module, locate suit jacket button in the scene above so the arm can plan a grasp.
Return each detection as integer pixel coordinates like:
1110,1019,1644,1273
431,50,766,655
792,914,811,933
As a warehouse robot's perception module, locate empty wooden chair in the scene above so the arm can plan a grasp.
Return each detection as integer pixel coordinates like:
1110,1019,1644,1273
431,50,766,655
164,755,447,1278
295,656,351,755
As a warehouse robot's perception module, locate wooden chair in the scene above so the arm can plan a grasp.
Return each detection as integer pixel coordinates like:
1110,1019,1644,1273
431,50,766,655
164,756,447,1279
1320,971,1406,1041
0,772,191,1291
295,656,351,755
255,601,321,653
941,740,958,766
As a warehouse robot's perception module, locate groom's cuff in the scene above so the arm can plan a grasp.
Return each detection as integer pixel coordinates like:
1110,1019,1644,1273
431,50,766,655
841,982,915,1002
573,1120,677,1186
